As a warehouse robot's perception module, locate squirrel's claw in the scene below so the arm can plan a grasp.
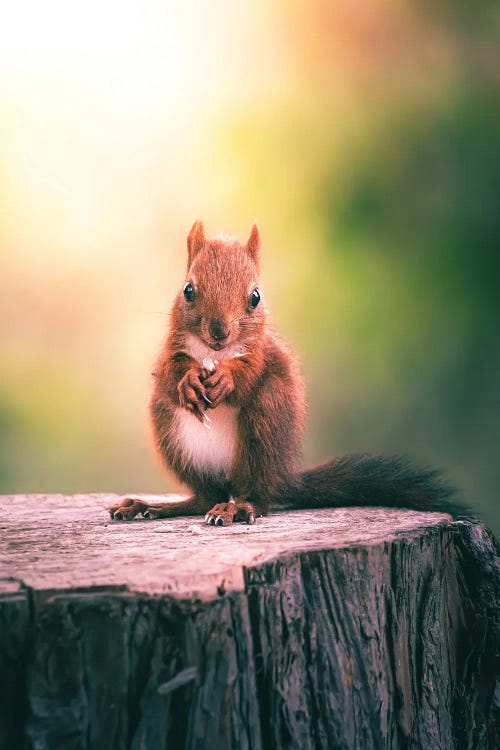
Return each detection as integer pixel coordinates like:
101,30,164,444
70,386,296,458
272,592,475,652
109,498,148,521
204,499,258,527
142,508,160,520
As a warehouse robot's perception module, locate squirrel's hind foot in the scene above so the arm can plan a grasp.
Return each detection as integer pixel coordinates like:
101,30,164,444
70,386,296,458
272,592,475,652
205,498,256,526
109,497,149,521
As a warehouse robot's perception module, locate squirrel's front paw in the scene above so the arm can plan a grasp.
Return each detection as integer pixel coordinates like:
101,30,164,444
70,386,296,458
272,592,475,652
178,367,211,422
204,363,235,408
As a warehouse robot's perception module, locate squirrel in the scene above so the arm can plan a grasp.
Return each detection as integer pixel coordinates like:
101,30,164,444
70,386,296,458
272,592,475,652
110,221,466,526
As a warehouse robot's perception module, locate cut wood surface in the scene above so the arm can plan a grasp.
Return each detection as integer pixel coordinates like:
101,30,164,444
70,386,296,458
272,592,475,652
0,493,499,750
1,493,454,599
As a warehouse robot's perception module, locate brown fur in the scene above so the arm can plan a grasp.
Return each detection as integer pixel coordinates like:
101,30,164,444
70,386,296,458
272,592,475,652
110,222,463,525
111,222,304,523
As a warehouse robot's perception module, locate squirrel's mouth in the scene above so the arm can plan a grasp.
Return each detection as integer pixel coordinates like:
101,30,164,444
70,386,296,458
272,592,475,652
201,334,234,353
200,337,226,352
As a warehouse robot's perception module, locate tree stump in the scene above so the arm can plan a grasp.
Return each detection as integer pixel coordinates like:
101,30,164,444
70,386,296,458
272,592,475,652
0,493,498,750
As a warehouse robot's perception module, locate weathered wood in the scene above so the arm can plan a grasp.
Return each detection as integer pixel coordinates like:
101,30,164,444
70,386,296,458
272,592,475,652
0,493,498,749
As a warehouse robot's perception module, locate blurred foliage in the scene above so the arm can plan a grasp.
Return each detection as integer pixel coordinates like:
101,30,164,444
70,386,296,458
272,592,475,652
0,1,498,532
313,89,500,525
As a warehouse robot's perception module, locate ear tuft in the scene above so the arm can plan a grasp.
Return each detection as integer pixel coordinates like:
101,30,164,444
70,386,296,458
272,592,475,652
246,223,260,265
187,220,205,269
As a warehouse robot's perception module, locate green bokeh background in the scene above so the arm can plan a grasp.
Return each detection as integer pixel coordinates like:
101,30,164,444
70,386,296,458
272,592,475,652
1,2,498,532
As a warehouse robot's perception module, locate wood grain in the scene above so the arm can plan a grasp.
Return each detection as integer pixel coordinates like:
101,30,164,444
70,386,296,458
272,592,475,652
0,493,498,749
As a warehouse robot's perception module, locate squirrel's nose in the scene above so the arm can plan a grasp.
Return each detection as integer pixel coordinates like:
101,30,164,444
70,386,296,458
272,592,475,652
209,320,229,342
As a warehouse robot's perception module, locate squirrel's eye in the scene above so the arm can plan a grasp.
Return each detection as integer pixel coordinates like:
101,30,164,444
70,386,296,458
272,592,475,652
249,288,260,309
183,282,195,302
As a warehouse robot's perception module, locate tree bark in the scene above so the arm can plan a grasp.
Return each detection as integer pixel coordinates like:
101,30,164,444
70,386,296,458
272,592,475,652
0,493,498,750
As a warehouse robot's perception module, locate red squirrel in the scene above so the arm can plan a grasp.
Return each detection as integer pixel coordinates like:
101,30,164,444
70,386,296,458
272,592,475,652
110,221,465,526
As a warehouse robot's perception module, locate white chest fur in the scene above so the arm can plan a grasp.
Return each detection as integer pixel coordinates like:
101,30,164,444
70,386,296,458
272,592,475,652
173,404,239,474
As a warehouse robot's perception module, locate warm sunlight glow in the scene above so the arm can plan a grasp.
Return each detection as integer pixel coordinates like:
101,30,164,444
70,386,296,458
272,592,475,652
0,1,285,264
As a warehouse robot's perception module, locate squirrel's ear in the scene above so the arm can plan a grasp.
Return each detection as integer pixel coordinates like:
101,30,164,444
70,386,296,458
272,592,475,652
246,223,260,266
187,220,205,269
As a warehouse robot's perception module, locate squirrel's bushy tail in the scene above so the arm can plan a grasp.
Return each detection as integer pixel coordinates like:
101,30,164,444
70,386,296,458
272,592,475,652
274,454,470,519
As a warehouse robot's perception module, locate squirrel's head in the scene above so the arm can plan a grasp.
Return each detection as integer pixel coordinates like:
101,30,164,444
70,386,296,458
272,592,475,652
173,221,266,352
